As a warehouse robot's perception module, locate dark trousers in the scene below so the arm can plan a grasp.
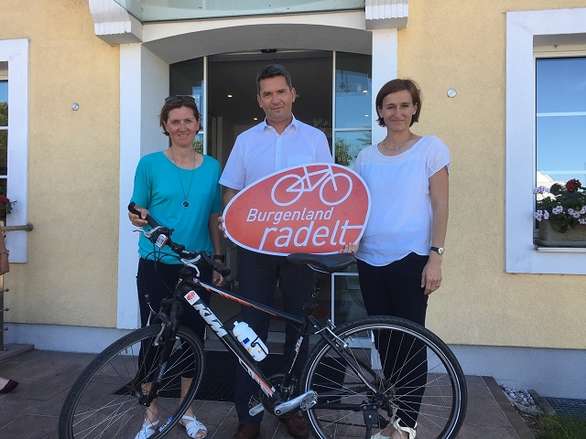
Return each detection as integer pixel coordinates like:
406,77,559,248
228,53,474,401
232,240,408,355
357,253,429,429
234,248,314,424
136,258,211,379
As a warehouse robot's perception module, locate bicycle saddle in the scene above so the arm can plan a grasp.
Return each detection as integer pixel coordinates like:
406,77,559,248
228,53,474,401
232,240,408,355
286,253,355,273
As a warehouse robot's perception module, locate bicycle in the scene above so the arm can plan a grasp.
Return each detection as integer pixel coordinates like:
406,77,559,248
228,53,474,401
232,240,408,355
271,164,353,207
58,203,467,439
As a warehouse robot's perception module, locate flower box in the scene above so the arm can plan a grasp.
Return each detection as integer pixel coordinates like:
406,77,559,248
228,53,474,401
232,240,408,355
534,179,586,247
535,220,586,247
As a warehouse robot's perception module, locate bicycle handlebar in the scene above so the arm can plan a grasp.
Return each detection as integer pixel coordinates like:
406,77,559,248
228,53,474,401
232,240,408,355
128,202,230,277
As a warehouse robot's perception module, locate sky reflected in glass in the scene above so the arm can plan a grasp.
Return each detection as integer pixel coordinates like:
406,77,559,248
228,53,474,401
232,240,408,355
0,81,7,103
537,115,586,184
336,53,371,129
536,57,586,113
536,57,586,187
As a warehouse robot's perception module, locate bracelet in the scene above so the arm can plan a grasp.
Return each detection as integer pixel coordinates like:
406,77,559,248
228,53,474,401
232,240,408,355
213,254,225,262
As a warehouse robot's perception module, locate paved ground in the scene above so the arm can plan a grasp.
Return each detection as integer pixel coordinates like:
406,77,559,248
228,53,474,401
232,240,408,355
0,350,534,439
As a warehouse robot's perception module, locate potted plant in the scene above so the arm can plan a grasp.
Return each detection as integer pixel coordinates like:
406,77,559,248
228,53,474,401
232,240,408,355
534,179,586,247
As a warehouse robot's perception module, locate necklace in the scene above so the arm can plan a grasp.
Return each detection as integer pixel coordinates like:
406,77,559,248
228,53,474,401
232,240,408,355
379,134,418,155
177,170,194,208
167,149,198,208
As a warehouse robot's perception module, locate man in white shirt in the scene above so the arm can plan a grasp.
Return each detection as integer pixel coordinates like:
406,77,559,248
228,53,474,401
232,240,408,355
220,64,332,439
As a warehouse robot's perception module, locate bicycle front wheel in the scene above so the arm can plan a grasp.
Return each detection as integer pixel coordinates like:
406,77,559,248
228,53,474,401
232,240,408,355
59,324,204,439
301,316,467,439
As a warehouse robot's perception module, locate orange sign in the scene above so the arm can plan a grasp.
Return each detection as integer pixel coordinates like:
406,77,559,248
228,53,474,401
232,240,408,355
223,163,370,255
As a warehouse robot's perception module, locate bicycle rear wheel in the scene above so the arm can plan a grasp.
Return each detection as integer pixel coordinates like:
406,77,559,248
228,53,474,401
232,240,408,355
59,324,204,439
301,316,467,439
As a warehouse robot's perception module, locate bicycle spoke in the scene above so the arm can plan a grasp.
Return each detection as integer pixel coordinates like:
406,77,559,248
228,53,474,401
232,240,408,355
61,325,204,439
303,318,466,439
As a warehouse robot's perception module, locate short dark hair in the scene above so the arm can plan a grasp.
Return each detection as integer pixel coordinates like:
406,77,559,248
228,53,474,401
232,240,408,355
256,64,293,94
375,79,422,127
159,95,200,136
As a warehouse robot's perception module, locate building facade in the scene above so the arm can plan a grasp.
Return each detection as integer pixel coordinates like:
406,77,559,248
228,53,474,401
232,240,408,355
1,0,586,398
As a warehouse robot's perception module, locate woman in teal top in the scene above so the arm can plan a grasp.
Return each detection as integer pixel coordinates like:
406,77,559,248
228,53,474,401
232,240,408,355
129,96,221,439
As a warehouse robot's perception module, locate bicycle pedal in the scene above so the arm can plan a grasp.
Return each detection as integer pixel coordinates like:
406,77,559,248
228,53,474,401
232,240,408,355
249,403,265,417
274,391,317,416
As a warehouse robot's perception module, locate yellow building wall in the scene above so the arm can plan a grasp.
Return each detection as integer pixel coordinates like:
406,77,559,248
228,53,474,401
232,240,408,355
1,0,585,349
399,0,586,349
1,0,119,327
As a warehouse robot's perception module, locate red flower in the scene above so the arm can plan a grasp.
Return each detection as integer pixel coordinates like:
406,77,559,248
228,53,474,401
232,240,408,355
0,195,9,205
565,179,582,193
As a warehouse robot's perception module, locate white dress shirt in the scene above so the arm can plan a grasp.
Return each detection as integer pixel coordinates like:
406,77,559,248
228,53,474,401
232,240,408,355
220,116,333,190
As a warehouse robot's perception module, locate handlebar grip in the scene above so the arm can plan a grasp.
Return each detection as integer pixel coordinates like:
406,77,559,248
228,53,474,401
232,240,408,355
128,202,159,228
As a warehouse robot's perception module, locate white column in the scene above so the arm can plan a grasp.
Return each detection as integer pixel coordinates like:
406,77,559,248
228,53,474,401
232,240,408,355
370,28,398,143
117,44,142,329
117,45,169,329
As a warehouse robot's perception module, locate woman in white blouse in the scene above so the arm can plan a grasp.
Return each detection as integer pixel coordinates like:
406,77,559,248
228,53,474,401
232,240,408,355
347,79,450,439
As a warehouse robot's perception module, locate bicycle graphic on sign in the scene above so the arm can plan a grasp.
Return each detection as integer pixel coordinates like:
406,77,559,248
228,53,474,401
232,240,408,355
270,164,353,207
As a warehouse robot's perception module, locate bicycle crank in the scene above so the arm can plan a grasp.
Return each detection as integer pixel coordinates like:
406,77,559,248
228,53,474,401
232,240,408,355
274,390,317,416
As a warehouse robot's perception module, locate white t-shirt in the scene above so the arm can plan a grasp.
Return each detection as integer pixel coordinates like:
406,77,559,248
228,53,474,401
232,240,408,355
220,117,333,190
354,135,450,266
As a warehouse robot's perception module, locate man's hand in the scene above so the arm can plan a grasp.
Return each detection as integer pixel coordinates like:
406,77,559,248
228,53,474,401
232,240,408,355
129,206,149,227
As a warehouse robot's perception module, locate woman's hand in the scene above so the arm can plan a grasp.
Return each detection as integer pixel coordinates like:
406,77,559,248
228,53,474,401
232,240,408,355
421,253,442,295
340,241,360,254
212,270,224,286
129,206,149,227
217,216,228,238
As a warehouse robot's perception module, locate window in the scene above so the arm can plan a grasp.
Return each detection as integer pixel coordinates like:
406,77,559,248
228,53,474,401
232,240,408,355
0,67,7,223
506,9,586,274
536,57,586,186
534,57,586,247
333,52,372,166
0,39,28,263
170,58,205,153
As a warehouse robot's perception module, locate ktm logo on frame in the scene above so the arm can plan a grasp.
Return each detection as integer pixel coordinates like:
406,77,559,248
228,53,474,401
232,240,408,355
223,163,370,255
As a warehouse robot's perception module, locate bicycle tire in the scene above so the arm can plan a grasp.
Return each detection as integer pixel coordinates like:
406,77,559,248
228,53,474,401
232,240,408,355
301,316,467,439
59,324,204,439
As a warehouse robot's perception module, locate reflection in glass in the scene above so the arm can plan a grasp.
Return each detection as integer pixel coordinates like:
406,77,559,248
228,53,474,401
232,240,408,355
193,133,204,154
170,58,205,128
0,131,6,176
334,274,367,324
536,57,586,113
334,130,371,166
537,116,586,185
335,52,371,129
0,80,7,126
0,178,6,223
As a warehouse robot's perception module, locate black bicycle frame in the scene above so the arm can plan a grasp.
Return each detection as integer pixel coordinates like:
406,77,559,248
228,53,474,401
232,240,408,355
173,273,380,411
180,278,307,405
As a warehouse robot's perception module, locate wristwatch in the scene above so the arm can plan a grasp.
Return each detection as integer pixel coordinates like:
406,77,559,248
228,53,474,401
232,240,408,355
430,246,445,256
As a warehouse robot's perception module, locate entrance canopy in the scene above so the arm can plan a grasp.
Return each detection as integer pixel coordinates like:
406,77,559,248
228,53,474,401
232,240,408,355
112,0,365,22
145,24,371,63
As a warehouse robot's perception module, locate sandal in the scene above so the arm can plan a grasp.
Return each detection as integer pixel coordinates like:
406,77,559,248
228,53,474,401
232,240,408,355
371,419,416,439
180,415,207,439
134,419,159,439
0,379,18,394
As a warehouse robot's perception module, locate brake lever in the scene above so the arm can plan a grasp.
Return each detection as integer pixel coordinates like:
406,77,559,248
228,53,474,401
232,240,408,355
180,255,202,278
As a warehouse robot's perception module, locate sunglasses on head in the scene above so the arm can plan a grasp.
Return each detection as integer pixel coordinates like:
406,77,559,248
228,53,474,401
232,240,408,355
164,95,196,104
